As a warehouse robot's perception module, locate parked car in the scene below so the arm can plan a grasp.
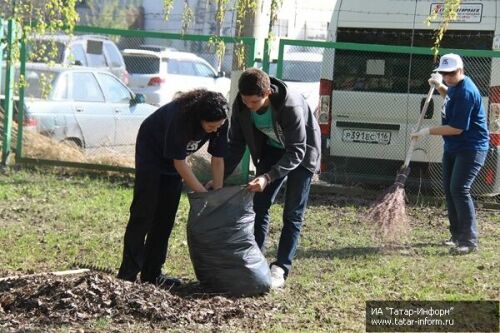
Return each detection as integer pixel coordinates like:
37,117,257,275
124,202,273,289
22,65,156,149
122,49,231,106
257,52,323,112
136,44,177,52
27,34,129,84
280,52,322,112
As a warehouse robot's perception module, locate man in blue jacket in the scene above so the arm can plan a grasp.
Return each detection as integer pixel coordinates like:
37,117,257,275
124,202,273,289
224,68,321,288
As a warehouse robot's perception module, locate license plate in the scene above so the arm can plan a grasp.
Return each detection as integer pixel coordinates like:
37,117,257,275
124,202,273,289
342,129,391,144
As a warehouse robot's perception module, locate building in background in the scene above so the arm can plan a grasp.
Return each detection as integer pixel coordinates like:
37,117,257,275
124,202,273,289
141,0,334,66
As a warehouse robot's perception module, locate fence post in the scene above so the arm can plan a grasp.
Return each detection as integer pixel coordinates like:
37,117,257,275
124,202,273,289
0,18,4,94
15,37,26,161
1,18,16,166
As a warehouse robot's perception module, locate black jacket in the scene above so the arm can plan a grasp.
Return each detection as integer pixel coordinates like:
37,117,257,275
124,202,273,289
224,77,321,181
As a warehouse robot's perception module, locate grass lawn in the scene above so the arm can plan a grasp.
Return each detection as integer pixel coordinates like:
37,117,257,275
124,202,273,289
0,169,498,332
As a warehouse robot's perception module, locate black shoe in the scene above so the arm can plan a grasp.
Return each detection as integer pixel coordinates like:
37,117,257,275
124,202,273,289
155,274,182,288
442,238,457,247
450,245,477,255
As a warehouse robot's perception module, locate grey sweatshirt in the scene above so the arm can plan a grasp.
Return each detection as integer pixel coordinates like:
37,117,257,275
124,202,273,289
224,77,321,181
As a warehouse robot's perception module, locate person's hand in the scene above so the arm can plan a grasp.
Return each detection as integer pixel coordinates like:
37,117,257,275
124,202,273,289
428,73,443,89
246,174,270,192
410,127,430,141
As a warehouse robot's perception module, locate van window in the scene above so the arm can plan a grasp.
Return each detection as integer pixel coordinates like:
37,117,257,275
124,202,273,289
333,28,493,95
123,55,160,74
103,43,123,68
69,44,87,66
86,52,107,68
29,41,65,63
168,59,196,75
72,72,104,102
282,61,321,82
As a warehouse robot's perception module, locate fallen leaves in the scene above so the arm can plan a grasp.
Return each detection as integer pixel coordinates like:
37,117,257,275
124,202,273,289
0,272,275,331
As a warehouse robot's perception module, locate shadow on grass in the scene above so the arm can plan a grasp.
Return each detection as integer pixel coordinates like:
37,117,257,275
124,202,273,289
294,242,450,259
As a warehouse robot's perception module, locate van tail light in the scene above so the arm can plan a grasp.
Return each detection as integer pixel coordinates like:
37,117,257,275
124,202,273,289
318,78,333,136
148,77,165,86
488,87,500,146
319,78,333,172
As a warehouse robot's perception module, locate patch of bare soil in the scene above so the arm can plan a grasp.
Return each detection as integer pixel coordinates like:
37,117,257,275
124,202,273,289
0,272,276,332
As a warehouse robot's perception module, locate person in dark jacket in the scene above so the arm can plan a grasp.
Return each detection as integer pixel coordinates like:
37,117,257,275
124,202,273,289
117,89,228,287
224,68,321,288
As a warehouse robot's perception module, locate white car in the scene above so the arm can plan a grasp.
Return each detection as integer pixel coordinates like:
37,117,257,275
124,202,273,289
260,52,323,112
22,65,156,149
122,49,231,106
27,34,129,85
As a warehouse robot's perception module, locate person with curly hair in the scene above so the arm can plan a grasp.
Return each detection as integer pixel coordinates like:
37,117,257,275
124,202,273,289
117,89,229,287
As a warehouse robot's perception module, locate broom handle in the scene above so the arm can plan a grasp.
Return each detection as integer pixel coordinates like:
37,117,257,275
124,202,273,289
402,85,435,168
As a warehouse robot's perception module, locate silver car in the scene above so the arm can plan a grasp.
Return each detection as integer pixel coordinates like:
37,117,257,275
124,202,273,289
23,65,156,149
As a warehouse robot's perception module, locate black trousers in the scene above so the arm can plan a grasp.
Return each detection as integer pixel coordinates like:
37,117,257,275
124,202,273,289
117,169,182,283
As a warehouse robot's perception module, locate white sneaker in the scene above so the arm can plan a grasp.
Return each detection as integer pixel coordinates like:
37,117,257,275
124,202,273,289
270,265,285,289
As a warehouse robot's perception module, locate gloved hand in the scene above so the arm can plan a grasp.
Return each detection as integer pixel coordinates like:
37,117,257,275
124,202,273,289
410,127,431,140
428,73,443,89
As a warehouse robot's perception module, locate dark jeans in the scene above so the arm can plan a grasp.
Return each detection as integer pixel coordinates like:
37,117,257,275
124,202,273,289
442,149,487,248
254,145,313,277
117,170,182,283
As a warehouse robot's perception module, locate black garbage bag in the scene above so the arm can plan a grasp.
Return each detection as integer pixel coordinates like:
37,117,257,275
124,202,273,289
187,186,271,297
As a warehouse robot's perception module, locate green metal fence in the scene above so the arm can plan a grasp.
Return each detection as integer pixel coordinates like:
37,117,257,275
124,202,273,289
5,25,256,184
3,24,500,199
274,38,500,198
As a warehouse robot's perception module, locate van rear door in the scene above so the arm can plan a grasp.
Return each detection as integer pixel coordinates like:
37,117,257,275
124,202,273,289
329,0,418,162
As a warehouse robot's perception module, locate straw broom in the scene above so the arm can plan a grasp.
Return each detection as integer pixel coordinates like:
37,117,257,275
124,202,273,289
366,85,435,245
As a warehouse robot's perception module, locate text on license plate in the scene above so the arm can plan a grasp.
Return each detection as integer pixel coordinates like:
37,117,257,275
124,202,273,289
342,129,391,144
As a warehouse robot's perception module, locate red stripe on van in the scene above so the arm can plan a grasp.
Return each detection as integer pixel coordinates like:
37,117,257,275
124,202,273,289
490,134,500,146
489,87,500,146
489,86,500,103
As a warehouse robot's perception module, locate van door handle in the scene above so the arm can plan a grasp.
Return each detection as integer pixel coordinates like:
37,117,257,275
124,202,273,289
114,108,121,113
420,97,434,119
76,107,84,112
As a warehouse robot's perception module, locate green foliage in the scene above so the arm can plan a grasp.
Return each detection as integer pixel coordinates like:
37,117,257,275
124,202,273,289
233,0,257,70
163,0,174,21
1,0,79,36
235,0,257,37
426,0,461,59
181,0,194,35
0,1,79,98
83,0,142,30
214,0,230,29
267,0,283,58
208,35,225,71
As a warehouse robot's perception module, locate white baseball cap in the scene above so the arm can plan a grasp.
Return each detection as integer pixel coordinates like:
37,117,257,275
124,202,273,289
433,53,464,72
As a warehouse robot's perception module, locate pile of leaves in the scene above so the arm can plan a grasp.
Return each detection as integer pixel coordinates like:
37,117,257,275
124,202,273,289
0,272,276,331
